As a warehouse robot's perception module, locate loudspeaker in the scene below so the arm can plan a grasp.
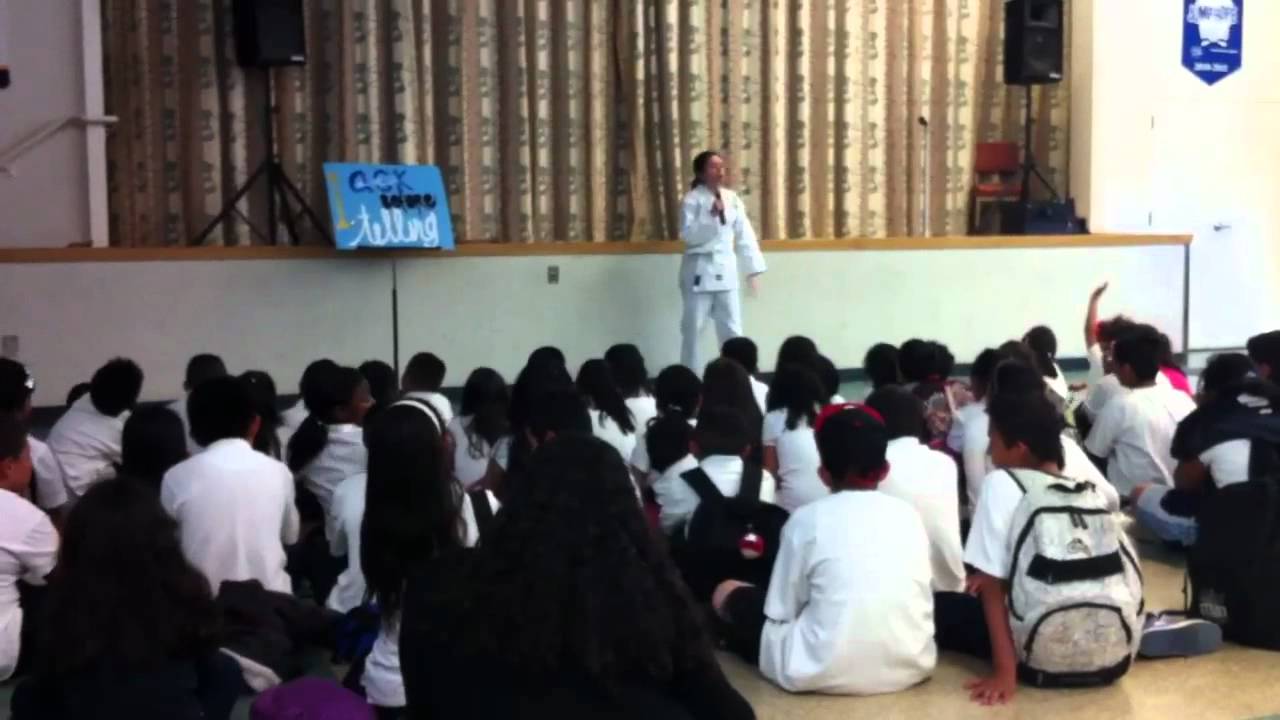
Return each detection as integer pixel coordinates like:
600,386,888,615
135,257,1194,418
1004,0,1064,86
233,0,307,68
999,199,1086,235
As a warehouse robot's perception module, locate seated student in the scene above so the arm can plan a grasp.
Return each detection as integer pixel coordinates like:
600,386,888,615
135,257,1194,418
65,383,91,408
0,414,59,683
576,359,638,462
761,364,828,511
866,386,965,592
287,366,373,514
814,355,845,404
11,479,242,720
0,359,69,517
1024,326,1070,407
350,403,499,718
359,360,401,421
400,434,754,719
1156,333,1194,397
279,358,339,446
712,404,935,696
647,415,700,534
863,342,900,396
166,353,227,454
1246,330,1280,381
239,370,285,459
955,348,1002,506
120,406,189,491
445,367,511,491
401,352,453,425
607,343,659,431
1085,326,1197,496
655,405,777,534
1131,353,1274,546
503,348,574,489
47,357,143,498
161,376,300,594
907,341,972,451
704,358,765,464
722,337,770,414
775,335,821,372
631,364,702,483
1079,284,1173,421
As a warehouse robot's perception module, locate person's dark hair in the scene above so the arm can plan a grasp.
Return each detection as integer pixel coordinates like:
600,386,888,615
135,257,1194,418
576,359,635,434
1199,352,1256,398
120,406,188,489
814,407,889,482
359,360,400,416
510,351,573,435
604,344,652,398
183,353,227,391
188,375,256,447
776,335,820,373
766,364,824,431
693,405,750,457
690,149,720,188
997,340,1039,371
37,478,218,676
866,386,927,441
864,343,900,390
654,365,702,421
1247,331,1280,371
814,354,840,400
1156,332,1180,370
646,414,693,474
1112,325,1164,382
362,404,461,623
527,346,567,370
89,358,144,417
1097,316,1138,345
430,434,715,687
721,337,760,375
970,348,1003,400
298,358,339,408
986,392,1066,468
931,342,956,379
700,358,762,456
287,366,365,473
460,367,511,451
0,358,34,414
989,359,1048,400
527,388,592,442
1023,326,1060,379
240,370,282,459
403,352,447,393
898,339,933,384
65,382,91,407
0,413,27,460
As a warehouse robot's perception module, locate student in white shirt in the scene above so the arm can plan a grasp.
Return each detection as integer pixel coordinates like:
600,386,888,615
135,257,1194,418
815,354,846,405
0,415,59,682
630,365,701,482
702,358,765,466
279,358,340,447
287,366,373,514
761,364,827,511
240,369,287,460
0,359,69,516
47,357,143,499
166,353,228,455
447,367,511,491
161,376,300,595
866,386,965,593
1024,326,1070,408
119,405,189,490
863,343,901,397
956,349,1002,507
712,404,936,696
576,359,638,462
401,351,454,426
1085,326,1196,496
646,414,700,535
606,343,659,431
721,337,769,414
359,402,499,713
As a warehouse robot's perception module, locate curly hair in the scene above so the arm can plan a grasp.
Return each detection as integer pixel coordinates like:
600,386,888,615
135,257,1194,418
436,434,716,687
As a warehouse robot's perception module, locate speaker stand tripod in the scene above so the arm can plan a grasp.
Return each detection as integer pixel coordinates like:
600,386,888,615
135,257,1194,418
1018,84,1061,204
191,69,330,246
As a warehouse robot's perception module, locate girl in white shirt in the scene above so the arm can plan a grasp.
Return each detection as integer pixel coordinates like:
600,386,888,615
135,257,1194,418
1024,325,1071,408
446,367,512,491
48,357,144,499
360,402,498,714
630,365,702,481
287,366,373,515
721,337,770,414
605,343,659,434
575,359,638,463
761,364,827,511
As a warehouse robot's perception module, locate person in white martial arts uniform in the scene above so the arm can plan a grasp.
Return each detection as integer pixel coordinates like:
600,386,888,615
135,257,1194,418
679,151,767,371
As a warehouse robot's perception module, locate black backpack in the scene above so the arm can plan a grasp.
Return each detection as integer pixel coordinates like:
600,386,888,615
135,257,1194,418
672,463,789,600
1188,475,1280,649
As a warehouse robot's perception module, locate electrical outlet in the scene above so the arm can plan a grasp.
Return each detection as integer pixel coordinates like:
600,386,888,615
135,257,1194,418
1,335,17,358
547,266,560,285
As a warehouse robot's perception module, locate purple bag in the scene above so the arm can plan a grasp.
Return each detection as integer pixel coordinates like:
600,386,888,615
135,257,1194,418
250,678,377,720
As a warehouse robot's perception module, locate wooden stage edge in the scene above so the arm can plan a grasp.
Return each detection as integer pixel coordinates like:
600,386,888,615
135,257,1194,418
0,234,1191,264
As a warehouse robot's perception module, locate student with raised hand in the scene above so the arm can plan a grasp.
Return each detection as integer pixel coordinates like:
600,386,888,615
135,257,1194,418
712,404,936,696
162,376,299,595
48,357,143,498
721,337,769,413
239,370,284,459
866,386,965,593
400,352,453,425
761,364,827,511
11,479,242,720
0,359,69,517
1023,326,1069,406
279,358,339,445
401,434,754,720
576,359,638,462
864,343,901,395
166,353,228,454
606,343,658,430
0,414,59,683
119,406,189,491
446,367,511,491
287,365,373,514
631,364,702,482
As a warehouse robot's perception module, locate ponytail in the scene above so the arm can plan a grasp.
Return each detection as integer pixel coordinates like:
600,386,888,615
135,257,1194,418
288,365,363,472
287,415,329,473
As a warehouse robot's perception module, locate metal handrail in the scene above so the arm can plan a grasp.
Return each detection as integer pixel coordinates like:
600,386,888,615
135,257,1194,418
0,114,117,176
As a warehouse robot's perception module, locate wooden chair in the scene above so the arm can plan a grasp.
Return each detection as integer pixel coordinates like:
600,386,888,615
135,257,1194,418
970,142,1023,234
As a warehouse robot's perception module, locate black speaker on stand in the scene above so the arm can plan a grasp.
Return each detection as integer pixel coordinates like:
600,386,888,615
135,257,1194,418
192,0,330,246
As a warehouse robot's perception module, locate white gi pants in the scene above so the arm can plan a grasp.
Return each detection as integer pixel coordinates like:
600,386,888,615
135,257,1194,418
680,288,742,371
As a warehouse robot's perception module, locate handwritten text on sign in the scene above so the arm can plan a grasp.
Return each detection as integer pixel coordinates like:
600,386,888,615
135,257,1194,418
323,162,455,250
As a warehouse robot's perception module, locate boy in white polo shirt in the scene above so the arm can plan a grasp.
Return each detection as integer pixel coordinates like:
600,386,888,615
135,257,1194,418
47,357,143,498
0,359,69,517
166,353,228,454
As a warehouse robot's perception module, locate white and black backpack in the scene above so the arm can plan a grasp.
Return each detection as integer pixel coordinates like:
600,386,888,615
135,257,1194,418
1005,470,1144,687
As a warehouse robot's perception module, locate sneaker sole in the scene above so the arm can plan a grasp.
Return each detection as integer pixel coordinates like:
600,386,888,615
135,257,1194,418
1139,620,1224,658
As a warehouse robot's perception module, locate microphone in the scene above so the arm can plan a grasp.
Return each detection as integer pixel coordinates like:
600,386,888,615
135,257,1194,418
917,116,928,128
714,191,726,226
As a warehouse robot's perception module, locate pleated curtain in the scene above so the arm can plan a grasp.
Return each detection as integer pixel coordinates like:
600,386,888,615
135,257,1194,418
102,0,1069,246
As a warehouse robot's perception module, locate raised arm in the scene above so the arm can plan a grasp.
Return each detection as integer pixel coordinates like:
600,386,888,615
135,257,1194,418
1085,282,1109,348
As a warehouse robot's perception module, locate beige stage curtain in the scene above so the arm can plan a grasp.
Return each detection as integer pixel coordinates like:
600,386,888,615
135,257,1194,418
102,0,1068,246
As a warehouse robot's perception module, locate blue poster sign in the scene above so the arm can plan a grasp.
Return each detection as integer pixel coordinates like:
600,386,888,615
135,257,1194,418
1183,0,1243,86
323,162,455,250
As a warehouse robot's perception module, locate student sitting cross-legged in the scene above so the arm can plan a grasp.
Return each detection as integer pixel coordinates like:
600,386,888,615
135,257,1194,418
712,404,937,696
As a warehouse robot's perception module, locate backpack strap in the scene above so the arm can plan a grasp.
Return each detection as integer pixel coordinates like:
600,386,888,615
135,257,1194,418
680,467,727,505
1005,469,1028,494
737,462,764,501
394,397,446,433
468,489,494,540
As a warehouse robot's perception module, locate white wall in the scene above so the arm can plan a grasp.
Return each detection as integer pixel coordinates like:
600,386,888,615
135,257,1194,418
2,246,1185,406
